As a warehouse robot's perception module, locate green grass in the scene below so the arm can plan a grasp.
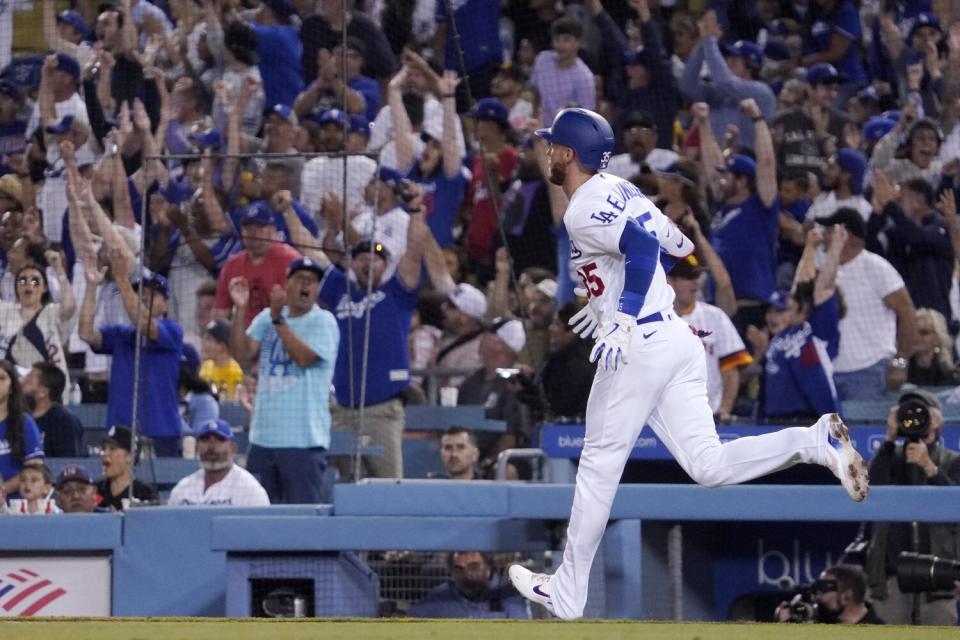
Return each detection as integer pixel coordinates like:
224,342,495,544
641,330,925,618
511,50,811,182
0,619,956,640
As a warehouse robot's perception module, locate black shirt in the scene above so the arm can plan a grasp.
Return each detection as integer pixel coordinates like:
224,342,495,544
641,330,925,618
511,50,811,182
36,404,84,457
95,478,158,511
857,604,885,624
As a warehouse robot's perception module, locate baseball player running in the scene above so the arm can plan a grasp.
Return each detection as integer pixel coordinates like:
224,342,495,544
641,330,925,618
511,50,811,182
509,108,869,620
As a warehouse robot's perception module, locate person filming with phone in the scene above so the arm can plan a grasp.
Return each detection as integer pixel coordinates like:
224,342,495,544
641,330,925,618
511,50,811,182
864,389,960,625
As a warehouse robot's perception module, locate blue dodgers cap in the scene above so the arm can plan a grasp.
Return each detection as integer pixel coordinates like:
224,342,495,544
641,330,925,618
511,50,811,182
348,114,370,136
909,12,942,38
806,63,845,85
287,256,325,278
56,464,93,488
834,148,868,195
717,154,757,178
857,85,880,104
188,128,222,149
763,40,791,62
157,179,192,205
863,116,896,142
239,200,276,226
56,10,89,37
534,107,615,171
377,166,405,189
54,52,80,81
133,272,171,298
767,290,790,311
195,418,235,441
472,97,509,124
268,103,296,124
882,109,901,123
44,114,75,134
318,108,346,127
721,40,763,69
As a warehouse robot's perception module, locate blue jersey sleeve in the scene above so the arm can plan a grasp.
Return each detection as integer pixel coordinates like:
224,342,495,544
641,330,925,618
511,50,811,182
383,273,420,310
153,318,184,351
23,416,44,461
834,1,862,38
318,266,346,310
809,294,841,359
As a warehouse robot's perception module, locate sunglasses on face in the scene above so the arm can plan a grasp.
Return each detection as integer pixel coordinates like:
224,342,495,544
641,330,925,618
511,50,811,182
16,276,41,287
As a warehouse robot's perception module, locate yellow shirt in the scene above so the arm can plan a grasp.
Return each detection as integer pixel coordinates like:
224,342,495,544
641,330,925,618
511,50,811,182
199,359,244,401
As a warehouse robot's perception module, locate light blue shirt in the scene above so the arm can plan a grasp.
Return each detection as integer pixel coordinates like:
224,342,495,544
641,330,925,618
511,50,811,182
247,306,339,448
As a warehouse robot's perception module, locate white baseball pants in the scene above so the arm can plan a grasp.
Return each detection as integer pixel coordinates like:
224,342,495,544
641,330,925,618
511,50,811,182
550,312,832,620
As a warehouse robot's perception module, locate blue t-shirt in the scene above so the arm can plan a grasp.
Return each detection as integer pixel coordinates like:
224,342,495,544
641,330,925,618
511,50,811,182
248,305,339,448
807,1,866,86
229,199,318,245
711,193,780,302
253,23,305,108
407,163,468,248
319,268,418,407
96,319,184,438
778,198,810,268
759,296,841,420
349,75,381,123
436,0,501,72
0,415,44,483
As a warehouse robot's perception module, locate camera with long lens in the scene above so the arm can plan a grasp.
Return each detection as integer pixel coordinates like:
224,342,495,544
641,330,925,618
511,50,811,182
780,578,838,623
896,399,931,442
897,552,960,593
784,590,817,623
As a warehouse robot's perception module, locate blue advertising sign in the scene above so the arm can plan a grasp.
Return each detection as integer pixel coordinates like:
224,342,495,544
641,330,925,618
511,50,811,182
540,423,960,461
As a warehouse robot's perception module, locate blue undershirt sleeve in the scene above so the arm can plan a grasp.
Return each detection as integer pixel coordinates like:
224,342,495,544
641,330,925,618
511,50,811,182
617,218,660,317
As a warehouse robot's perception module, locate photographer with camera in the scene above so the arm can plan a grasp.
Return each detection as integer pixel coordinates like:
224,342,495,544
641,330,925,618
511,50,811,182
865,389,960,625
776,565,885,624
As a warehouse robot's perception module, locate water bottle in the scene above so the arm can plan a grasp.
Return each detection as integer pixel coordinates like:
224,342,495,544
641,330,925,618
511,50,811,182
69,382,82,405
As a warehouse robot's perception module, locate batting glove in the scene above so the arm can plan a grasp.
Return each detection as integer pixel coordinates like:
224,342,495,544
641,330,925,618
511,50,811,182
568,300,600,339
590,311,636,371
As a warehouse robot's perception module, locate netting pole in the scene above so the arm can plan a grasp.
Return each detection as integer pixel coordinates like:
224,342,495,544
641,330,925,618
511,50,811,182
127,150,151,504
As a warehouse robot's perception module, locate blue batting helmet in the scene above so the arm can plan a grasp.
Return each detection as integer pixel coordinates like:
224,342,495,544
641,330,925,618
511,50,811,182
534,108,615,171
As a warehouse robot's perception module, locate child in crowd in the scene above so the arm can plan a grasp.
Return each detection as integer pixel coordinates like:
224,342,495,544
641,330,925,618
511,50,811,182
3,462,60,515
199,320,244,401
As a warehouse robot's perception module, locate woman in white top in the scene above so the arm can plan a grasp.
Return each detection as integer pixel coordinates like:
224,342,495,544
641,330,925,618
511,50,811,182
0,250,76,399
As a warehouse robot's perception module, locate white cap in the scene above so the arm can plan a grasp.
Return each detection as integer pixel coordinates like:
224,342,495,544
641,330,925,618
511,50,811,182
535,278,558,299
492,318,526,353
448,283,487,321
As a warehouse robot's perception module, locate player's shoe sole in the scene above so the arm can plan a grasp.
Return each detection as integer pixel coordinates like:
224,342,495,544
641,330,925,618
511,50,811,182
821,413,870,502
508,564,555,613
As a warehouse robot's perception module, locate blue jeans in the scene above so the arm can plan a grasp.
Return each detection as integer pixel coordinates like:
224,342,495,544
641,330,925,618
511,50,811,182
834,359,889,402
247,445,327,504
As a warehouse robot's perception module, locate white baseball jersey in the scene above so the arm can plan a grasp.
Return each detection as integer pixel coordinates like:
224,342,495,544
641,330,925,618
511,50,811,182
680,301,752,413
565,173,694,325
167,465,270,507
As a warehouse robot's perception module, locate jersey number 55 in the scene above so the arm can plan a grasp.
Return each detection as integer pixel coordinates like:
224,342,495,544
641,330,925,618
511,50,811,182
576,262,605,298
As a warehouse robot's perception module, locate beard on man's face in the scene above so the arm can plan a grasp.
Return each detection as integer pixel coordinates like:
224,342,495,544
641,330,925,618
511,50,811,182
548,159,567,186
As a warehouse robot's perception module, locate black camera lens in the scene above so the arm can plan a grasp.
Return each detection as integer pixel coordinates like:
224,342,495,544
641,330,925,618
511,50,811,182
897,552,960,593
896,399,931,441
